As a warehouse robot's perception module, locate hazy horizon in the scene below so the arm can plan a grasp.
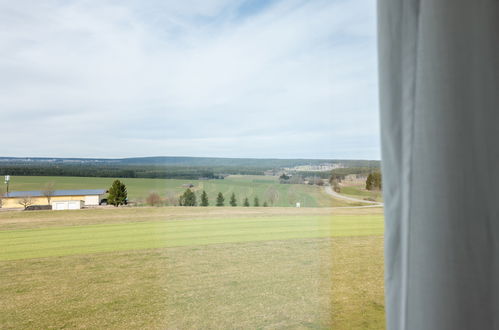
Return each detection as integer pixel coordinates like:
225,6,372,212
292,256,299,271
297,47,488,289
0,154,380,161
1,0,379,160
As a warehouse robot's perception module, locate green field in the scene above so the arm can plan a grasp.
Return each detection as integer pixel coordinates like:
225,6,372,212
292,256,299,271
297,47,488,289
5,175,358,207
340,185,383,203
0,209,383,261
0,207,384,329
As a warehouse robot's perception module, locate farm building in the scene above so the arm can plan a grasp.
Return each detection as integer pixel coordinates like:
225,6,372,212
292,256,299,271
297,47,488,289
1,189,107,210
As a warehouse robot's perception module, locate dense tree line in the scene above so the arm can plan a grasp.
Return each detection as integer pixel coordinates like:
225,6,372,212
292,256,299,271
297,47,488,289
1,156,376,169
164,189,269,208
0,158,380,180
329,167,380,183
0,165,266,179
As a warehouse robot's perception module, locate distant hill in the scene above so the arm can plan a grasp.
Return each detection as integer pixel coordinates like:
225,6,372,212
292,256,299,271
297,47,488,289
0,156,380,168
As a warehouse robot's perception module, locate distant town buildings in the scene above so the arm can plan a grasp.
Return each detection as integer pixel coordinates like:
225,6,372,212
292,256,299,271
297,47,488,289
284,163,344,172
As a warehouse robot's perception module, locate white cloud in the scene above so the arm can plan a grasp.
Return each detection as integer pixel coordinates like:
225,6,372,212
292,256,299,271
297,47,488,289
0,0,379,159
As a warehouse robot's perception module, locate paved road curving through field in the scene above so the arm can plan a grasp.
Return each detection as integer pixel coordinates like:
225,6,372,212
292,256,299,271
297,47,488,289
324,186,383,206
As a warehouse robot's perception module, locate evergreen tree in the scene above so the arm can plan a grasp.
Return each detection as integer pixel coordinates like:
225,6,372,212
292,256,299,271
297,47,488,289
229,193,237,206
243,197,250,207
254,197,259,207
108,180,127,207
179,189,197,206
216,192,225,206
263,201,268,207
366,172,382,191
200,190,209,206
366,173,373,190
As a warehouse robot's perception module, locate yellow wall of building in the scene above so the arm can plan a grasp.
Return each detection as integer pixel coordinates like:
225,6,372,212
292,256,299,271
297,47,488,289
2,195,89,209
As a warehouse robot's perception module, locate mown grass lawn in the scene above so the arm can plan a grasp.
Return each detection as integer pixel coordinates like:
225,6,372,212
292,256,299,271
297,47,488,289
0,207,385,329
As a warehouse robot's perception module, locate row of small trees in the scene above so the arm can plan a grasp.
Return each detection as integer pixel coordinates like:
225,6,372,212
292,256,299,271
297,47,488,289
147,188,270,207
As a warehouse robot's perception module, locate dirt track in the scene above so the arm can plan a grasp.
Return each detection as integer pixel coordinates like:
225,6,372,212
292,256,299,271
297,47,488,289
324,186,383,206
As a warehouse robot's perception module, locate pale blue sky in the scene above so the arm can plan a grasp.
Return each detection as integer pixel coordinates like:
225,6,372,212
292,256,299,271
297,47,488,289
0,0,379,160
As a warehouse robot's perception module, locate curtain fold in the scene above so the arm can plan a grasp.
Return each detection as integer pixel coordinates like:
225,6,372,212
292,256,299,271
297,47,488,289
378,1,499,329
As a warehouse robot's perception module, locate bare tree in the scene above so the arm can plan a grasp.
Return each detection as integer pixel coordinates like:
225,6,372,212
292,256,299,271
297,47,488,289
306,176,323,186
264,186,278,206
331,179,341,193
18,196,34,210
289,175,304,184
146,192,162,206
165,190,179,206
0,187,4,208
287,190,299,206
42,182,56,205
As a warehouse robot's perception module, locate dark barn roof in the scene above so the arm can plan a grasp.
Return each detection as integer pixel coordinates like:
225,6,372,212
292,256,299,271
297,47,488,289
4,189,107,198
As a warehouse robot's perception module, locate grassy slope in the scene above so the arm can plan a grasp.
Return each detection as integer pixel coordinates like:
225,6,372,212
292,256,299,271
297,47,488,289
340,185,383,202
0,207,385,329
5,175,354,207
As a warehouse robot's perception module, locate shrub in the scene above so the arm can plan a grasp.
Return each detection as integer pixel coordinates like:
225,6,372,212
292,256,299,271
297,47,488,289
146,192,162,206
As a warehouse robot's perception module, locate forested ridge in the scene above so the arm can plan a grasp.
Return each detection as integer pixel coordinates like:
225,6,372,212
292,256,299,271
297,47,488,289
0,157,380,179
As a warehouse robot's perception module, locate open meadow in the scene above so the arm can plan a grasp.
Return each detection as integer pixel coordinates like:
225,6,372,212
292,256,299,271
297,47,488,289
0,206,385,329
5,175,361,207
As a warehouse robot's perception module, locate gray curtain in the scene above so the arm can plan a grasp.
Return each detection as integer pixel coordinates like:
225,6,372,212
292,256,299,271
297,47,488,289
378,1,499,329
